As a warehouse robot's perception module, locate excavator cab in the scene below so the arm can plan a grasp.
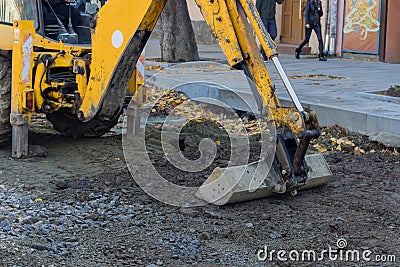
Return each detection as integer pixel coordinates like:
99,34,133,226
39,0,102,44
0,0,38,25
0,0,100,44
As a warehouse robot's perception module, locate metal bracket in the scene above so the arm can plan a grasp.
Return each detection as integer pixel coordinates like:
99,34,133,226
10,113,29,158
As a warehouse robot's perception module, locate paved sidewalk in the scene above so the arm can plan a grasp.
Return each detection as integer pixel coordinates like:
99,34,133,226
144,38,400,146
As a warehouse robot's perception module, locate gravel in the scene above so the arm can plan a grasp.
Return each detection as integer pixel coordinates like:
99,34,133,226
0,185,140,256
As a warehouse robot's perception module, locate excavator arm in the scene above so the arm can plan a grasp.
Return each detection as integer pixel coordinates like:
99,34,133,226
194,0,329,202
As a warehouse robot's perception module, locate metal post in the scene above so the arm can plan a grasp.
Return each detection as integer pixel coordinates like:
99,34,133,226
11,115,28,158
126,107,141,137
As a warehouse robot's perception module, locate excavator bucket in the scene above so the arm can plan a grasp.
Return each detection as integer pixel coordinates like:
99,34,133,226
196,154,331,205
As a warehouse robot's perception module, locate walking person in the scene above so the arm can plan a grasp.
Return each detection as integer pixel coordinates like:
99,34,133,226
256,0,284,60
295,0,326,61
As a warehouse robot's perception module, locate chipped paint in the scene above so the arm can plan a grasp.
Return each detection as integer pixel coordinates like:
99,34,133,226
21,34,32,84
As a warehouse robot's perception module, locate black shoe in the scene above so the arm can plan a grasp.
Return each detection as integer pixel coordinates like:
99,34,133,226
319,56,327,61
295,48,300,59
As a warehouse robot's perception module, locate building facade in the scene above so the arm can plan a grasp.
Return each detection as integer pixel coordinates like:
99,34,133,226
333,0,399,63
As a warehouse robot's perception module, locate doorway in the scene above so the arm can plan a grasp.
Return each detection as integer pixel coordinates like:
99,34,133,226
383,0,400,63
281,0,305,44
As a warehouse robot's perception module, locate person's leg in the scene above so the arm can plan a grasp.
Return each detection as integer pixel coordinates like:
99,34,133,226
314,25,326,60
296,27,312,58
268,19,278,41
260,18,269,60
263,19,277,61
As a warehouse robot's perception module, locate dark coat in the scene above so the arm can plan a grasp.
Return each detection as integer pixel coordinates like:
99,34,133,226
305,0,323,26
256,0,284,20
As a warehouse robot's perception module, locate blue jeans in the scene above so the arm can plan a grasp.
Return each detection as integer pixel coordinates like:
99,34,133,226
260,18,278,60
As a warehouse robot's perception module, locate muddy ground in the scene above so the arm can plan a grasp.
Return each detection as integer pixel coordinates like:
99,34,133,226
0,117,399,266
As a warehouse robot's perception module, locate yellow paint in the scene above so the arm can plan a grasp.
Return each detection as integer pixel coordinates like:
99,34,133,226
73,58,89,100
11,20,35,122
0,23,13,50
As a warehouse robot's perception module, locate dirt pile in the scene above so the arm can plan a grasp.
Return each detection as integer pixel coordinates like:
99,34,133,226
311,124,399,156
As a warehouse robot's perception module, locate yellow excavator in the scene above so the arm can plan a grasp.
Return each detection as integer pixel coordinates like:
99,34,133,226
0,0,330,205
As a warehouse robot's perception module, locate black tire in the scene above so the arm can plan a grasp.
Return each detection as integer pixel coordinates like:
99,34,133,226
46,109,120,138
0,56,12,144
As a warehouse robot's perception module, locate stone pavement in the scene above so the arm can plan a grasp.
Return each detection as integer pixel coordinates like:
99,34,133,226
144,38,400,146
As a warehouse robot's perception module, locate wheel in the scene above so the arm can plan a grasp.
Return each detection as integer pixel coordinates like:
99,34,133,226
0,55,12,145
46,109,120,138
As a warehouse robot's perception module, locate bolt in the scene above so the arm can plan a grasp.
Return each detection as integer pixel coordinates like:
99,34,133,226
303,111,311,122
42,103,52,113
77,111,85,121
225,38,230,43
273,184,286,194
216,16,222,21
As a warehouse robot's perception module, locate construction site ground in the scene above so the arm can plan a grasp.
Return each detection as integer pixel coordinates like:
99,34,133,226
0,38,399,266
0,118,398,266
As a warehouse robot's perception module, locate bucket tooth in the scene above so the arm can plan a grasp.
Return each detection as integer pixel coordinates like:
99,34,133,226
196,153,331,205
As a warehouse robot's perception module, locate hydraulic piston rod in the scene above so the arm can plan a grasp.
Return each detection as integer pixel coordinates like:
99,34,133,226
271,57,304,113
